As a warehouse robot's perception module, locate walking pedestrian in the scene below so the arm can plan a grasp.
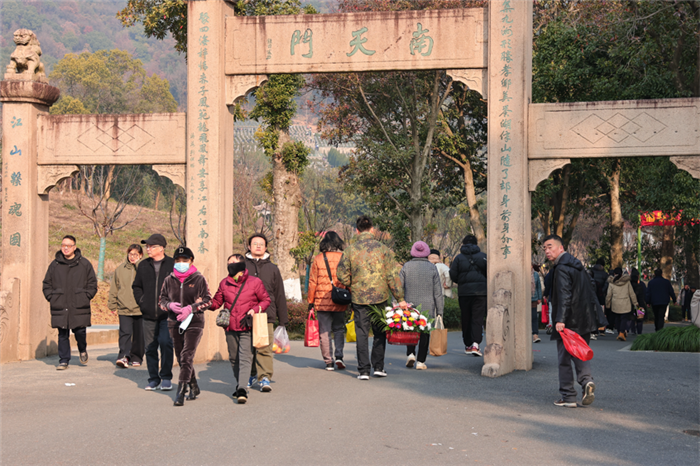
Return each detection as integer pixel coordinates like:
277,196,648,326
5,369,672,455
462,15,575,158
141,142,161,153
630,270,647,335
679,284,693,322
428,249,453,298
132,233,175,391
244,234,289,393
400,241,444,370
532,264,543,343
212,254,271,403
337,215,406,380
589,257,610,336
108,244,144,368
308,231,348,371
159,246,212,406
605,268,638,342
449,235,487,357
645,269,676,332
543,234,597,408
42,235,98,370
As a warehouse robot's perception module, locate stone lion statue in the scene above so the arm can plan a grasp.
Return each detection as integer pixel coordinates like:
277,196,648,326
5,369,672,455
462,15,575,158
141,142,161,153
4,29,47,82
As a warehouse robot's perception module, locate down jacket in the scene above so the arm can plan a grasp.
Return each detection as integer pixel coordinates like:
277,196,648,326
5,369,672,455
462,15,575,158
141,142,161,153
210,270,271,332
605,274,638,315
549,252,598,339
308,251,348,312
449,244,487,297
43,249,98,329
158,268,212,329
132,256,175,321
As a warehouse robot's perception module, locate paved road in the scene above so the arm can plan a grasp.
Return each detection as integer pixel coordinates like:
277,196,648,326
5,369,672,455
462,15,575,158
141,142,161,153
2,324,698,466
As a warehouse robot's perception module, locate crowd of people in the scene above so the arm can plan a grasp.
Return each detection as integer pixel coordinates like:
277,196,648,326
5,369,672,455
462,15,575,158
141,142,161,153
42,216,695,408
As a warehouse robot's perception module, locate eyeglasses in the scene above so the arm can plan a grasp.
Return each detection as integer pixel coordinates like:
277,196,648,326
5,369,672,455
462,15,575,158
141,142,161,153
128,253,141,257
61,244,75,249
145,245,161,250
250,242,266,247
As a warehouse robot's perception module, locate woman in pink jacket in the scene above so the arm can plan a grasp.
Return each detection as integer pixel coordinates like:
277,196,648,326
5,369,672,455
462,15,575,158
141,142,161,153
211,254,270,404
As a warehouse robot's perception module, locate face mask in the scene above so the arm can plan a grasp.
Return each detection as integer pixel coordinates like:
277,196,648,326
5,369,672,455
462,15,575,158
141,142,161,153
174,262,190,273
228,262,246,278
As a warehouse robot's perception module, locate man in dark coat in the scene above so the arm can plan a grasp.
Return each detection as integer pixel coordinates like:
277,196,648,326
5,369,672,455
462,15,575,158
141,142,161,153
449,235,487,357
132,234,175,391
244,233,289,393
544,234,597,408
645,269,676,332
42,235,97,370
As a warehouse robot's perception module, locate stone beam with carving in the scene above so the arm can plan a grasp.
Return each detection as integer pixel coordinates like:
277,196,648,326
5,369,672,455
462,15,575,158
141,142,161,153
528,159,571,192
38,165,80,195
529,98,700,159
152,164,186,190
225,75,268,105
446,69,487,99
37,113,187,165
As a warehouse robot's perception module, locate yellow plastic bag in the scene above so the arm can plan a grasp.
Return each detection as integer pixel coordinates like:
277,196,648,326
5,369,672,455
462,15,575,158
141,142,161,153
346,311,356,342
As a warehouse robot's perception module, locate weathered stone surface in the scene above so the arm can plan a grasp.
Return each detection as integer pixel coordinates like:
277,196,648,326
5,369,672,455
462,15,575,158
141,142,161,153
225,74,268,105
529,98,700,159
446,69,488,99
225,9,487,75
4,29,48,83
670,156,700,180
528,158,571,192
37,113,186,165
0,80,59,105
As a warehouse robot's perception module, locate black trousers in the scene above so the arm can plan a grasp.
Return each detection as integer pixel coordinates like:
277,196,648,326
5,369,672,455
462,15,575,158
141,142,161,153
352,302,387,375
118,315,144,363
458,295,486,346
168,319,204,384
652,305,667,331
143,318,174,384
406,332,430,363
57,327,87,364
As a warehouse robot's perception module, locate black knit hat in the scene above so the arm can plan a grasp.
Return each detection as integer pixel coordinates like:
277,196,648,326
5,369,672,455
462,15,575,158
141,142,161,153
173,245,194,260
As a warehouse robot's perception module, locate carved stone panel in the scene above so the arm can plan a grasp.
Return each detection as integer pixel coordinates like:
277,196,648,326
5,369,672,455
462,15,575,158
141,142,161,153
529,98,700,159
38,113,187,165
225,75,268,105
38,165,79,195
152,164,186,190
528,158,571,192
446,69,487,99
670,156,700,180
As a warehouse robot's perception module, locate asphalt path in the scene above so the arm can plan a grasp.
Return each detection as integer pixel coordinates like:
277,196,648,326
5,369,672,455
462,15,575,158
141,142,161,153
1,324,698,466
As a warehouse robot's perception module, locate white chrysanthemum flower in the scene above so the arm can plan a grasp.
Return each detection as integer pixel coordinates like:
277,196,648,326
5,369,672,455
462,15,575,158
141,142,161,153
410,312,419,319
385,306,392,311
386,318,393,325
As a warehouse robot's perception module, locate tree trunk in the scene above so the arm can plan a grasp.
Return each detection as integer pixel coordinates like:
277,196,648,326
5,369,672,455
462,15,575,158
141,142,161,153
272,131,303,301
154,187,161,211
684,228,700,287
103,165,116,201
660,224,675,280
462,160,486,248
97,235,106,281
608,159,624,269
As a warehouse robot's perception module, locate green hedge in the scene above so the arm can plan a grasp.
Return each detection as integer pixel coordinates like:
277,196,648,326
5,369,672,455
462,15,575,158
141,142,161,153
643,304,684,323
444,297,462,329
630,325,700,352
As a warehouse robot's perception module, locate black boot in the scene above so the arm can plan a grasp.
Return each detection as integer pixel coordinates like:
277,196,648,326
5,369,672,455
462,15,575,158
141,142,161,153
174,382,187,406
187,375,200,400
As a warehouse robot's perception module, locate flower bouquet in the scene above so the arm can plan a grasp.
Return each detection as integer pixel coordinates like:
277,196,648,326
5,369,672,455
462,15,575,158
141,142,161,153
370,303,433,346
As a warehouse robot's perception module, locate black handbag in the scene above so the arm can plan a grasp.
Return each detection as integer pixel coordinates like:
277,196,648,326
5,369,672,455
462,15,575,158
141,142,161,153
215,280,246,328
323,253,352,305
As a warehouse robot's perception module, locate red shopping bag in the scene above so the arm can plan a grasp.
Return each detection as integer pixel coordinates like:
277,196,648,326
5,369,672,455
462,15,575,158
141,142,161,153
541,298,549,324
304,310,320,347
560,328,594,361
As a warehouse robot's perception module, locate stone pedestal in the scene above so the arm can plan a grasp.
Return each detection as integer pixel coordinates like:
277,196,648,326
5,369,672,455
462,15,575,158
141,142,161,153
1,80,59,362
483,1,533,376
186,0,236,362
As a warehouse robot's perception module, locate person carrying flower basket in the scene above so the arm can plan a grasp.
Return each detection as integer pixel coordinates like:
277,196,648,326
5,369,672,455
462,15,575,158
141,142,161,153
337,215,406,380
399,241,443,370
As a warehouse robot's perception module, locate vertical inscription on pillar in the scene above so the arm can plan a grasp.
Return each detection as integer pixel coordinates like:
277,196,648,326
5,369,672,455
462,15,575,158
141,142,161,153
195,12,210,254
497,0,514,260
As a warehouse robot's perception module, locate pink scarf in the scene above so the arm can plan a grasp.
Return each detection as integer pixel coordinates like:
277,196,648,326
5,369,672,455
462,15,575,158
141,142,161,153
174,265,198,283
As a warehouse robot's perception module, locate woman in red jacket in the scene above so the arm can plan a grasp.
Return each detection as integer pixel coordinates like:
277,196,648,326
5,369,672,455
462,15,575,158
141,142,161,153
211,254,271,404
308,231,349,371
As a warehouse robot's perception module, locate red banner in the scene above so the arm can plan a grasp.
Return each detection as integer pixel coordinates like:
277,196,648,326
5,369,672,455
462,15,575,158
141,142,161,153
641,211,699,226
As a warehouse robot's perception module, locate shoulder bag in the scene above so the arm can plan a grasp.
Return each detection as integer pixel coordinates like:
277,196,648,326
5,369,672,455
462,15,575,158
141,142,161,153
323,253,352,305
215,280,246,328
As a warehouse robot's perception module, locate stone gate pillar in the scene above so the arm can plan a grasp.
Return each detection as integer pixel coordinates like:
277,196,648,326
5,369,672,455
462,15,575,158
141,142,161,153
482,0,533,376
1,79,60,362
186,0,236,362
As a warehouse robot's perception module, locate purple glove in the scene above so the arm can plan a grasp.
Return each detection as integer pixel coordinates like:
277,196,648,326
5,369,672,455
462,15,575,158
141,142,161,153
169,302,183,314
176,305,193,322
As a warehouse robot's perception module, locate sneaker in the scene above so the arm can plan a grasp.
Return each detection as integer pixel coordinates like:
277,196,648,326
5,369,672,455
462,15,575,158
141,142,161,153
533,334,541,343
605,329,615,334
234,388,248,404
160,380,173,391
79,351,88,365
260,377,272,392
325,363,335,371
357,374,369,380
406,353,416,368
590,334,597,340
116,358,128,368
416,362,427,370
131,361,141,367
554,399,577,408
373,369,387,377
335,359,346,370
247,376,257,389
56,363,68,371
465,345,474,355
145,381,160,391
616,332,626,342
582,382,595,406
472,343,482,357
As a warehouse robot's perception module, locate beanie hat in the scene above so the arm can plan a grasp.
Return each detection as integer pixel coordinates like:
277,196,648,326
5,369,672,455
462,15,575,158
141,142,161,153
410,241,430,258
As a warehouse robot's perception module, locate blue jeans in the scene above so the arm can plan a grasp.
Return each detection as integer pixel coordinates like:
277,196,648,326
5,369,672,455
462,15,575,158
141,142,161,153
143,319,173,385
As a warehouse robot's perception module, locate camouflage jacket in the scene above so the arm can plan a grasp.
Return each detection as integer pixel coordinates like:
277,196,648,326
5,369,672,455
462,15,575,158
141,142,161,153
337,232,404,305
